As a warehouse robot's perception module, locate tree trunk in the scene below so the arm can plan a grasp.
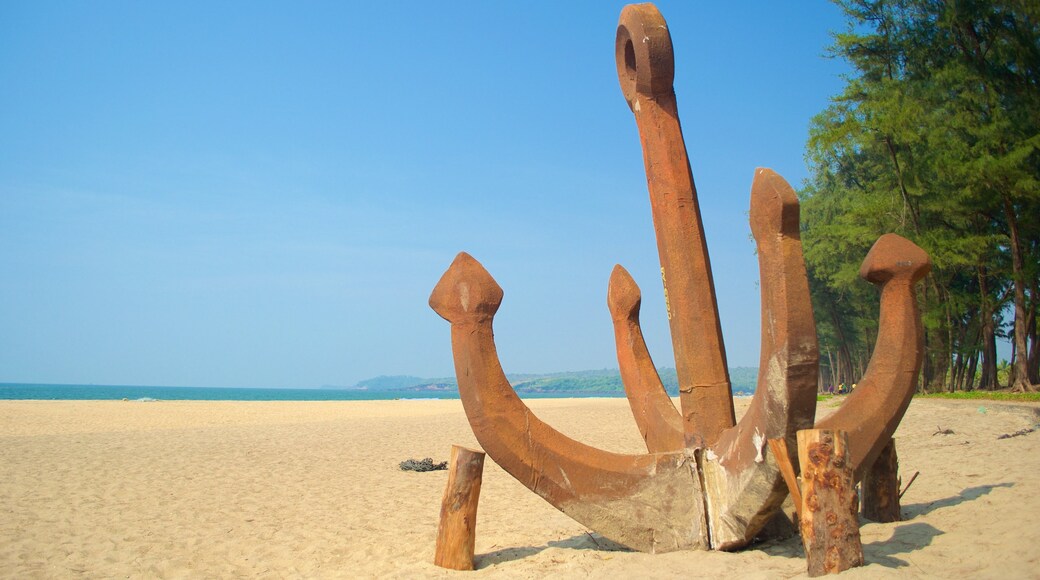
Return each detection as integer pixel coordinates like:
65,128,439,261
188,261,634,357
1004,195,1036,392
829,309,855,387
861,438,901,522
921,283,935,391
797,429,864,576
854,325,870,383
979,302,998,390
951,318,973,391
434,445,486,571
1028,283,1038,384
826,348,836,392
925,327,949,393
919,280,952,393
964,348,979,391
952,350,964,392
945,300,956,392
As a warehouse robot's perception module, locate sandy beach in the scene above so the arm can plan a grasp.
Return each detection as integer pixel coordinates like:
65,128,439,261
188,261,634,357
1,396,1038,579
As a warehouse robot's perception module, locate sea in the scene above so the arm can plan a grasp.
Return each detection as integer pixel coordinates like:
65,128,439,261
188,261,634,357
0,383,624,401
0,383,445,401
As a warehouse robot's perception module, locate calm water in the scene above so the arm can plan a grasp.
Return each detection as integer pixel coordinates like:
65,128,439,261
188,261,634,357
0,383,626,401
0,383,453,401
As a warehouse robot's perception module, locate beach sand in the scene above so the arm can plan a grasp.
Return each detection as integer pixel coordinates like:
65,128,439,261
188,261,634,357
1,396,1038,578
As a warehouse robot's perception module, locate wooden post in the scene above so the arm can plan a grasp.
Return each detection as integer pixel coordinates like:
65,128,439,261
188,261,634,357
767,438,802,523
434,445,486,571
797,429,864,577
862,437,901,522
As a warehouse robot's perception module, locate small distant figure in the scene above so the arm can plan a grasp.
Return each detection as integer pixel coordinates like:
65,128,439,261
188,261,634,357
837,383,846,395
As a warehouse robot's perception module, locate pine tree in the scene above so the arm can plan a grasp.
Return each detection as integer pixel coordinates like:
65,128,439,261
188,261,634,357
801,0,1040,391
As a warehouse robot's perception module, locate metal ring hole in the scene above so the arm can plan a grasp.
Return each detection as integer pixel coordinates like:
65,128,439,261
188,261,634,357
623,38,637,87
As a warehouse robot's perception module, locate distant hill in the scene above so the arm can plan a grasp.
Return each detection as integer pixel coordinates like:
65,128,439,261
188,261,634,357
348,367,760,396
355,375,432,390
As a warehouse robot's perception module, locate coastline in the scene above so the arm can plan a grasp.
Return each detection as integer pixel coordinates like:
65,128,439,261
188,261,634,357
0,383,665,402
2,397,1038,577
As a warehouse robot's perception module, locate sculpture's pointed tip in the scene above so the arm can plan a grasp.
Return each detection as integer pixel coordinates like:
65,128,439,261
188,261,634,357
607,264,641,319
859,234,932,285
429,252,503,324
749,168,799,241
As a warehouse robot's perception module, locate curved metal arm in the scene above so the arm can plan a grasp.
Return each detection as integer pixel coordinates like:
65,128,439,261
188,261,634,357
701,168,819,550
608,264,685,452
815,234,931,480
430,252,707,553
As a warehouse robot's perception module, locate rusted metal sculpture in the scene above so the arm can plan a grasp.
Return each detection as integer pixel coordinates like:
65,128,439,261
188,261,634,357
429,3,932,553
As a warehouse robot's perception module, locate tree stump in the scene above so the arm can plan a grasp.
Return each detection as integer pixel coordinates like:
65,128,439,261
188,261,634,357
434,445,486,571
862,437,901,522
797,429,864,577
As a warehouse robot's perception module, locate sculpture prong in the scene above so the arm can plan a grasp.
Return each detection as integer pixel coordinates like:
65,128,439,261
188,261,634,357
616,3,734,444
430,252,708,553
608,264,685,453
815,234,931,480
745,168,820,471
700,168,819,550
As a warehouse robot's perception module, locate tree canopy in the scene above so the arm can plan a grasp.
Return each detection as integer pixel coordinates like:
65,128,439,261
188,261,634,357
801,0,1040,392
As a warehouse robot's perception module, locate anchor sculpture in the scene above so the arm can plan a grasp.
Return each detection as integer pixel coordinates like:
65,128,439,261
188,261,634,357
429,3,931,553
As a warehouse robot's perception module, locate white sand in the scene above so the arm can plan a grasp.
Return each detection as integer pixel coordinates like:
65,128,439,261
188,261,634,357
1,397,1038,578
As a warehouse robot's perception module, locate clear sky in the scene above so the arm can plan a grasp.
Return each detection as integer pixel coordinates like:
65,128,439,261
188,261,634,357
1,1,855,388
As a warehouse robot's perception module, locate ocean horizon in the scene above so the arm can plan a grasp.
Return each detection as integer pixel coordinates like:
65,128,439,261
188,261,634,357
0,382,629,401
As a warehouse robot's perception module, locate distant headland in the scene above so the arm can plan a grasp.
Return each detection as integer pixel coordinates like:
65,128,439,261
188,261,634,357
324,367,760,397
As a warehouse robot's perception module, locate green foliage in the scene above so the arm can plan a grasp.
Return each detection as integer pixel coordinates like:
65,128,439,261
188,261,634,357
512,372,623,394
509,367,759,396
917,390,1040,402
728,367,760,394
997,359,1011,387
367,367,760,396
802,0,1040,391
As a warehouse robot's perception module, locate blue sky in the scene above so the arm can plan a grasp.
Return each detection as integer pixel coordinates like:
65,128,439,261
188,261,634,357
1,1,855,388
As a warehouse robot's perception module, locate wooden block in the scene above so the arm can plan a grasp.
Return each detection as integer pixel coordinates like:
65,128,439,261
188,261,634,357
797,429,864,577
434,445,486,571
862,437,901,522
767,437,802,523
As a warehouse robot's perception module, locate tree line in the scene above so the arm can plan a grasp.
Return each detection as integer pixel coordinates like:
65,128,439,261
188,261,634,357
800,0,1039,392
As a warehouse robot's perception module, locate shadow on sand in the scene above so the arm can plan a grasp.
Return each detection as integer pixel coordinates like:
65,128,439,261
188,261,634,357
862,521,943,568
476,482,1012,569
475,532,627,568
903,482,1014,518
